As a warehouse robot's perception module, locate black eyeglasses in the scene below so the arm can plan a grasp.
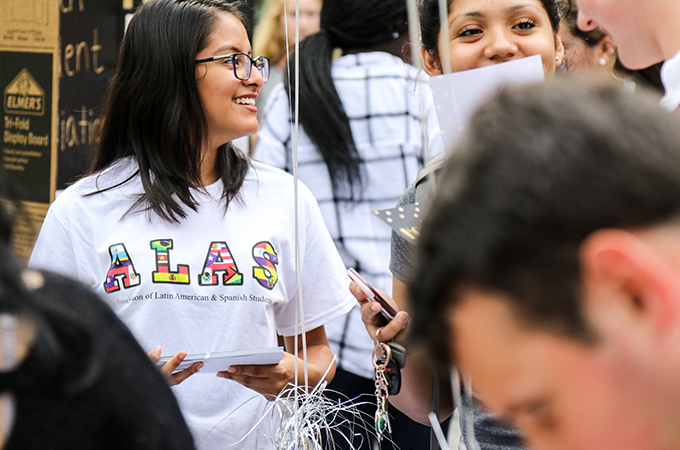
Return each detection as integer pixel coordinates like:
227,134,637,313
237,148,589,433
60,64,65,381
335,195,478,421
195,53,270,83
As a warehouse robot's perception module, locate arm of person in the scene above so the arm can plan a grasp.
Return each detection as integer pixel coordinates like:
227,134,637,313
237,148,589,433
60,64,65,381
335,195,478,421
354,277,453,425
390,277,453,424
147,346,203,386
216,325,335,399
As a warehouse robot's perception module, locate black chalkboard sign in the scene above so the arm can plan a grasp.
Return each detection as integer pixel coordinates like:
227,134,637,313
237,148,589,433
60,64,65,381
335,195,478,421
57,0,120,189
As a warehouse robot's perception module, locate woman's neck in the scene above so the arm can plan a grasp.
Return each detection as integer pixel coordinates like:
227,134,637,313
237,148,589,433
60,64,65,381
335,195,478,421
201,147,220,186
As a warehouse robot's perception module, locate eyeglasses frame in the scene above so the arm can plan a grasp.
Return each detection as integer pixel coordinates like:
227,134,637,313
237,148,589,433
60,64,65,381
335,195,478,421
194,52,270,83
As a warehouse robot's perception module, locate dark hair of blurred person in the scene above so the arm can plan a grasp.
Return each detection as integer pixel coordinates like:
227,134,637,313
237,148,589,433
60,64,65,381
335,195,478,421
410,79,680,449
0,195,195,449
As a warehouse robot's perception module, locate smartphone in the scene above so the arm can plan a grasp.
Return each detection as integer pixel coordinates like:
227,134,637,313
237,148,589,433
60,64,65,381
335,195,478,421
347,268,398,322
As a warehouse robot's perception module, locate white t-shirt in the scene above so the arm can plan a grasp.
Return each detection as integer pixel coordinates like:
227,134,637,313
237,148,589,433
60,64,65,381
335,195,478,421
661,49,680,111
29,157,355,449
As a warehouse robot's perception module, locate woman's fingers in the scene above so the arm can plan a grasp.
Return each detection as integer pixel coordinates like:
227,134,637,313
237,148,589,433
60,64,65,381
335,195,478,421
169,362,203,386
147,348,203,386
147,345,162,364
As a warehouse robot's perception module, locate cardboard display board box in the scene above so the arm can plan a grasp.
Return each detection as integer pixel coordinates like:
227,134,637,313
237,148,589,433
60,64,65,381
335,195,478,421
0,0,121,261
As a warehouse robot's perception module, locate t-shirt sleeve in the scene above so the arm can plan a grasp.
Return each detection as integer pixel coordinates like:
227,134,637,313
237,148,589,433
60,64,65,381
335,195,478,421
253,83,291,170
28,205,79,280
389,182,417,283
273,183,355,336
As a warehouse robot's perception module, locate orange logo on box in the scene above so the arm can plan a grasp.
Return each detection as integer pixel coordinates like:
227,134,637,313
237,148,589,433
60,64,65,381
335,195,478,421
4,69,45,116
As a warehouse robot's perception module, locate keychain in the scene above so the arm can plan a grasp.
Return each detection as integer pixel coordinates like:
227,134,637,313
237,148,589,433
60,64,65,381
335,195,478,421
374,342,406,396
373,342,393,441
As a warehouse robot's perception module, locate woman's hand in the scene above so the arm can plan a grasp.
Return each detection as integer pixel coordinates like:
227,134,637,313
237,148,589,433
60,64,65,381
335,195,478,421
217,326,335,399
216,352,298,399
350,281,409,343
147,346,203,386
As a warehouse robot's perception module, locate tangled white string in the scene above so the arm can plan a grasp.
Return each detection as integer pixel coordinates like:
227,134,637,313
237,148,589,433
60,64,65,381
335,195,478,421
207,359,379,450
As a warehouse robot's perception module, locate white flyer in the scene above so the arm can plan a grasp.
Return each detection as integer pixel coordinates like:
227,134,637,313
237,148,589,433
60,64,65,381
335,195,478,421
430,55,545,153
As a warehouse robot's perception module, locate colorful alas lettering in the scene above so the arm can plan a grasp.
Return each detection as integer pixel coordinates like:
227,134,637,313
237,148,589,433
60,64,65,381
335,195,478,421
252,241,278,290
103,239,278,293
151,239,190,284
199,241,243,286
104,243,141,293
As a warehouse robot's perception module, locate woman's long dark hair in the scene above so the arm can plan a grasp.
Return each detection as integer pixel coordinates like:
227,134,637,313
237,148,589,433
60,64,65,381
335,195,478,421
287,0,408,200
420,0,561,67
91,0,251,223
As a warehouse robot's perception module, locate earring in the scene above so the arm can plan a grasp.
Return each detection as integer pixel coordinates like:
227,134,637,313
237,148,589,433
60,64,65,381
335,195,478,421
555,55,560,62
392,31,399,39
599,57,607,66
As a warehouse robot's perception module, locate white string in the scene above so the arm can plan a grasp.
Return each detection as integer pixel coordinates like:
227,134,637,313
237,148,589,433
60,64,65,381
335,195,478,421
405,0,434,168
464,376,481,450
224,358,375,449
292,0,309,392
280,2,297,445
282,0,292,103
406,0,422,72
285,0,310,447
438,0,452,75
428,412,451,450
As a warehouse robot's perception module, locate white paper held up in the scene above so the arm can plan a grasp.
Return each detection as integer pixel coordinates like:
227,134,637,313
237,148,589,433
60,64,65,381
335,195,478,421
430,55,545,153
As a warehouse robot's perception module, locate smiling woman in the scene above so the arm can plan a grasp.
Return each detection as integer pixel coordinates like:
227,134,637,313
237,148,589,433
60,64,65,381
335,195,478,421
27,0,356,448
421,0,563,77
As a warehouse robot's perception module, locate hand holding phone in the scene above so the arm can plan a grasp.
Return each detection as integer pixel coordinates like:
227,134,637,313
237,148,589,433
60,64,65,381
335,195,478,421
347,268,398,322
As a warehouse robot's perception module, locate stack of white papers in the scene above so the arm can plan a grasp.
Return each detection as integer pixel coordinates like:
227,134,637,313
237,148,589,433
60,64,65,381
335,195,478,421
157,347,284,373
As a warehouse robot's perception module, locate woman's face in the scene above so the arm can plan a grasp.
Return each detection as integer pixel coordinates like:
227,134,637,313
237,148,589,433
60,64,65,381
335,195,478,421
283,0,321,44
195,12,263,149
424,0,564,78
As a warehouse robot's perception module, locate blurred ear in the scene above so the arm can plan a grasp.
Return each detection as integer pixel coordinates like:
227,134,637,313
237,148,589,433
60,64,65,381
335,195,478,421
579,229,680,338
554,30,565,67
422,46,442,76
597,36,616,64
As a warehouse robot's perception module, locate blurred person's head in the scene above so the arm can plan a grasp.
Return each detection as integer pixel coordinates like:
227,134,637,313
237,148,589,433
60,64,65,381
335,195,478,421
576,0,679,69
410,79,680,450
0,187,101,449
419,0,564,77
253,0,321,66
283,0,321,44
557,0,615,74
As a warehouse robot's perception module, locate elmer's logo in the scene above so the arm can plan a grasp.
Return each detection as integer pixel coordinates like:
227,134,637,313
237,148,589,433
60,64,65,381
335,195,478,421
4,69,45,116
